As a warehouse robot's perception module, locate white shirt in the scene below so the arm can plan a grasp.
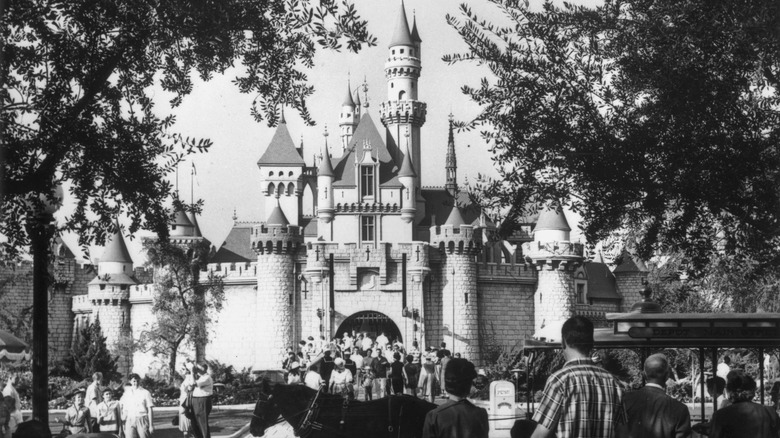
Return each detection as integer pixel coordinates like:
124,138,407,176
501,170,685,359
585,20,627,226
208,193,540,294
193,373,214,397
330,369,353,387
304,370,323,391
361,337,373,351
717,363,730,380
351,353,364,369
120,386,154,418
376,334,389,348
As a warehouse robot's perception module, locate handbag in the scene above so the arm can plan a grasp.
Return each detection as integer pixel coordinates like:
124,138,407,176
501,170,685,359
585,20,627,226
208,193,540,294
181,390,196,419
171,415,179,426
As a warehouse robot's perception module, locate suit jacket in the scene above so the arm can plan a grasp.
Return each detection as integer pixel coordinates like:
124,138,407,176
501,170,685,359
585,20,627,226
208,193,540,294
710,401,780,438
422,399,489,438
623,385,691,438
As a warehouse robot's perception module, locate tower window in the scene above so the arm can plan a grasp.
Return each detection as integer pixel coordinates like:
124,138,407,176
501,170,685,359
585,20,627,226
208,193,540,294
391,83,394,88
576,282,587,304
361,166,375,198
398,90,406,100
392,49,395,54
411,49,415,56
361,216,375,242
400,48,404,54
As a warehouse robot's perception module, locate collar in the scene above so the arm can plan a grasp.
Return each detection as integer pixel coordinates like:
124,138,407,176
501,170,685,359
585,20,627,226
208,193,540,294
564,358,595,367
645,383,665,391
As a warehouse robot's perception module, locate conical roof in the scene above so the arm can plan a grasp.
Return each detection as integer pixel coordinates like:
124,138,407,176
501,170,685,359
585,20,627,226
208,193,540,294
613,249,649,273
444,205,466,227
101,229,133,264
267,205,290,226
187,211,202,237
342,80,355,107
534,205,571,232
355,89,362,107
389,0,413,47
398,150,416,178
257,123,306,166
318,148,334,177
410,14,422,43
173,208,194,227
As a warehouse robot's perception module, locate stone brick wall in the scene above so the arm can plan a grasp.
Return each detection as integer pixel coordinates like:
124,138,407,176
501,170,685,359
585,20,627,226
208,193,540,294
615,272,646,311
535,268,577,336
440,254,481,365
255,253,295,369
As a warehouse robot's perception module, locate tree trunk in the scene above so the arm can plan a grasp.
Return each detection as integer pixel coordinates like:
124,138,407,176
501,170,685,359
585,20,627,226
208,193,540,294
29,212,54,423
169,345,178,384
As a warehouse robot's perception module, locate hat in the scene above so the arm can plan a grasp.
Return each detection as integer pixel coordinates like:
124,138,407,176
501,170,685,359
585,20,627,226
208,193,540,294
308,336,315,341
290,362,301,370
68,388,86,399
334,358,345,366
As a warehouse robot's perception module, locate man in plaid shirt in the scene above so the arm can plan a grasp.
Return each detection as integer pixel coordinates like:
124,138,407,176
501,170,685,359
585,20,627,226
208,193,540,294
531,316,628,438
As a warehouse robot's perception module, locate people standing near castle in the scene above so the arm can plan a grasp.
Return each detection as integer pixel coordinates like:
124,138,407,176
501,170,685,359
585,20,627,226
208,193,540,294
439,349,452,399
530,316,627,438
1,395,14,438
376,332,389,350
177,372,196,438
621,353,691,437
191,363,214,438
62,389,92,435
2,375,23,434
422,358,489,438
329,358,354,399
350,348,364,384
710,370,780,438
85,372,103,431
419,355,437,403
287,363,303,385
409,340,422,365
390,352,405,395
372,349,389,398
403,354,419,397
321,350,335,393
121,373,155,438
304,363,324,391
361,333,374,353
97,388,123,436
362,366,375,401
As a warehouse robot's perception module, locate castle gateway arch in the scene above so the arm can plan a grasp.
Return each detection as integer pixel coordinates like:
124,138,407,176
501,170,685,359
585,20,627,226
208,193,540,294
336,311,402,343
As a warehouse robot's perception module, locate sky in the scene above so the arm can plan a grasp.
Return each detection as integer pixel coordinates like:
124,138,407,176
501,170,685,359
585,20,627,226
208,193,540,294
61,0,595,261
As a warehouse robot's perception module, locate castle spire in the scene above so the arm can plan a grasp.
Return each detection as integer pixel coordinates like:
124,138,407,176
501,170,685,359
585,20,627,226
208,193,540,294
398,127,416,178
411,9,422,43
445,112,458,197
389,0,413,48
343,77,356,107
279,105,286,124
318,125,334,177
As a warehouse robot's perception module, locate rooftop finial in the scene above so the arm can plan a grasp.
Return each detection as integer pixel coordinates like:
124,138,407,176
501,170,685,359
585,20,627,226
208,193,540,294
232,207,238,223
323,124,329,138
279,105,286,124
362,76,369,108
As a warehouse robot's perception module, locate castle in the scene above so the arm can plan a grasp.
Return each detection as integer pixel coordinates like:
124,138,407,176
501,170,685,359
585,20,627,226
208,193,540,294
0,2,649,376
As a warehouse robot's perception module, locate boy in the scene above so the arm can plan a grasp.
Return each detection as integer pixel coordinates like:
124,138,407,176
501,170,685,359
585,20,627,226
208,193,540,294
362,366,375,401
97,387,122,435
62,389,92,434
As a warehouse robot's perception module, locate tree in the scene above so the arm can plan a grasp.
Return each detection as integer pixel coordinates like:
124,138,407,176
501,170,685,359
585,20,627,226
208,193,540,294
2,0,374,420
445,0,780,275
67,317,121,382
139,238,225,382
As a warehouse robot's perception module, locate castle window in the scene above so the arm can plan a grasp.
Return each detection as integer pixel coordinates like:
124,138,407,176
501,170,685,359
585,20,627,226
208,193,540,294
392,49,395,54
360,166,374,198
361,216,375,242
267,183,275,196
400,48,404,54
576,282,587,304
287,182,295,195
391,83,394,88
398,90,406,100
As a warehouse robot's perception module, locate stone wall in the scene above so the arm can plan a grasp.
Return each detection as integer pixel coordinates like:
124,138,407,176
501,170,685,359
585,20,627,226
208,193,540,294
206,284,258,369
535,268,577,337
615,272,646,311
440,253,480,364
255,253,295,369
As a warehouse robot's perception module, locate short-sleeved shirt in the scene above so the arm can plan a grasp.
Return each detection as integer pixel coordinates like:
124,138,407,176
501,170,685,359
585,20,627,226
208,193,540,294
65,405,91,434
97,400,121,432
121,386,154,419
193,373,213,397
532,358,627,438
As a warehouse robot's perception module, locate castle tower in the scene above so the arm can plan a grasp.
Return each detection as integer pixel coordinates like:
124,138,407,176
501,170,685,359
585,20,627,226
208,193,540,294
522,206,585,340
379,0,427,230
87,227,136,374
430,206,483,365
339,79,360,152
398,128,417,223
445,112,458,197
317,127,335,237
251,204,303,369
257,108,306,225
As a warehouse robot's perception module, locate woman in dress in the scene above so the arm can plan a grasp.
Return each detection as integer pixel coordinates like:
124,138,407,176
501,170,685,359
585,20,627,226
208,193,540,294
390,352,404,395
2,375,22,434
402,354,419,397
418,354,437,403
179,366,198,438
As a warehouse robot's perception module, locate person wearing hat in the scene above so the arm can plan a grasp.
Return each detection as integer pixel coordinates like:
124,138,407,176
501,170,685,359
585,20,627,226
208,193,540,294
287,362,303,385
120,373,154,438
61,388,92,435
329,357,354,399
422,358,488,438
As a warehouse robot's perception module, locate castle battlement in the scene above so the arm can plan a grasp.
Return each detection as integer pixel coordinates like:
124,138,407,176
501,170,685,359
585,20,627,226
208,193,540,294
378,100,427,125
251,224,303,255
522,241,585,270
335,203,400,213
72,294,91,314
204,262,258,278
129,283,154,304
477,262,537,284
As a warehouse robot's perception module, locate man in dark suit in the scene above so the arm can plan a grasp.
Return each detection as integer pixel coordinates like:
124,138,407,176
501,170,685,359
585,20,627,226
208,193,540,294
622,353,691,438
422,358,489,438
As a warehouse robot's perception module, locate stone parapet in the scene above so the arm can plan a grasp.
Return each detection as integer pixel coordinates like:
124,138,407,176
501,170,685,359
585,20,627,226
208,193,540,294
430,224,483,256
87,285,130,303
523,241,585,270
251,224,303,255
378,100,427,126
129,284,154,304
477,263,537,284
334,202,401,214
72,294,91,314
204,262,258,281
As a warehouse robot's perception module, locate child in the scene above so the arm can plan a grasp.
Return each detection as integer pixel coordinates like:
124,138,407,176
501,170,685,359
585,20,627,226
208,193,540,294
362,366,374,401
0,396,13,438
97,388,121,435
61,389,92,434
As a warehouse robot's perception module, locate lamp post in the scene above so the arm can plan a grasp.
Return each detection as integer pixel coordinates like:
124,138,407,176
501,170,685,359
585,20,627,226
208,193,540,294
26,188,61,423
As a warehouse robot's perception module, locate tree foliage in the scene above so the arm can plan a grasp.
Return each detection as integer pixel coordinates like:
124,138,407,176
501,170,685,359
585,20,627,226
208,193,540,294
446,0,780,275
1,0,375,256
139,239,224,381
66,317,121,382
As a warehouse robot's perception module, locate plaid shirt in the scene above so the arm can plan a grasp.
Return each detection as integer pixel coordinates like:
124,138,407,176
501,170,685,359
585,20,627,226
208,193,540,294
533,358,627,438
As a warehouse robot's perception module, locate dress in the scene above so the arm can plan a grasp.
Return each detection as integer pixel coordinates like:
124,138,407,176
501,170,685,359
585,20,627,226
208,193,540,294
179,376,195,437
418,361,437,399
390,361,404,394
1,382,22,433
422,399,489,438
710,400,780,438
622,384,691,438
532,358,627,438
403,363,419,392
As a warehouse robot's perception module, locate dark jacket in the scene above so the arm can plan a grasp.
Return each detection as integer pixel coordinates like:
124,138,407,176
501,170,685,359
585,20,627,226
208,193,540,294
710,401,780,438
373,356,389,378
623,385,691,438
422,399,489,438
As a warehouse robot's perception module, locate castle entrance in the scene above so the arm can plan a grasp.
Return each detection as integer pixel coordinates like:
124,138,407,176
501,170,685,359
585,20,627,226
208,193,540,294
336,311,402,344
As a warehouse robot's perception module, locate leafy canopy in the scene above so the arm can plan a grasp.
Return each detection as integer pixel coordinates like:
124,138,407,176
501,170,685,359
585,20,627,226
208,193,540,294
445,0,780,275
1,0,375,256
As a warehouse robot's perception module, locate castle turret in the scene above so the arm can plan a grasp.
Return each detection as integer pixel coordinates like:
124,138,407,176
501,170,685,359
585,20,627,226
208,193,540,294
430,205,483,365
398,129,417,223
445,112,458,197
317,127,335,233
251,204,303,369
379,0,427,234
339,79,360,152
522,205,584,341
88,227,136,374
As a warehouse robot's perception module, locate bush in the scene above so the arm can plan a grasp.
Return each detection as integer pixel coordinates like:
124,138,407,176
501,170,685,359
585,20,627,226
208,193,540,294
64,317,121,381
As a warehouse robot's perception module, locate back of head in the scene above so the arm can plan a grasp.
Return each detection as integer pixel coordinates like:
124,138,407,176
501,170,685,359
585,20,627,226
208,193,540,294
643,353,669,384
13,420,52,438
561,316,594,355
444,358,477,397
706,376,726,396
726,370,757,402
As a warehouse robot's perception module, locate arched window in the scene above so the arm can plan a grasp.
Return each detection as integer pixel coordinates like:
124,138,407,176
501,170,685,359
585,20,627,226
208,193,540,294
278,171,284,176
398,90,406,100
276,184,284,197
287,182,295,196
289,171,294,177
267,183,276,196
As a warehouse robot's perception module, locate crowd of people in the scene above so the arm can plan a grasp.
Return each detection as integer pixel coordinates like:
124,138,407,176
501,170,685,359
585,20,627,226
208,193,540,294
281,330,470,404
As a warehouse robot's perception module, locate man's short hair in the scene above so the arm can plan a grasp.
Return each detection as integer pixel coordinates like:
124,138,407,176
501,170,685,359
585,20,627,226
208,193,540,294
561,316,594,354
101,387,114,395
444,358,477,397
707,376,726,395
644,353,669,382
